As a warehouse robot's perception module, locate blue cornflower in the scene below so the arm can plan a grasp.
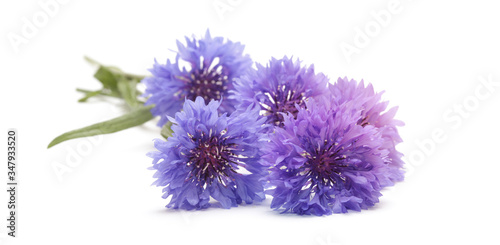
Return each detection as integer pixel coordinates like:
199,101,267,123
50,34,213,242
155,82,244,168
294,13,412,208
143,31,253,126
328,77,405,183
265,98,400,216
232,56,329,128
148,97,267,210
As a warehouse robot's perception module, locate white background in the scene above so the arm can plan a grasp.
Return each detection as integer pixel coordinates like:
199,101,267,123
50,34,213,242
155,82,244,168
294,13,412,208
1,0,500,244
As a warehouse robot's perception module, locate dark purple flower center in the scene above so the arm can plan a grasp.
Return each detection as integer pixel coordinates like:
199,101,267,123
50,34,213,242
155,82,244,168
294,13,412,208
260,84,307,127
358,115,371,127
181,60,230,102
186,133,238,185
301,141,373,187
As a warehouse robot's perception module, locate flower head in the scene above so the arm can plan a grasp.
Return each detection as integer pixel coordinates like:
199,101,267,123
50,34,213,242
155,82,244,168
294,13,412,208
149,97,267,210
265,98,399,216
232,57,329,128
143,30,253,126
328,77,405,182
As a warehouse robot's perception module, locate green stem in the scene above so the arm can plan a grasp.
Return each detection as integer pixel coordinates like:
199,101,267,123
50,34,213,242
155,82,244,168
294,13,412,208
76,88,121,99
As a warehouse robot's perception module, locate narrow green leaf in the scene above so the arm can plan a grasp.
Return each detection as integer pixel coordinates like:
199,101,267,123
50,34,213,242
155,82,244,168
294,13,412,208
117,76,140,108
76,88,121,99
47,105,154,148
161,121,174,139
84,56,100,66
77,89,102,102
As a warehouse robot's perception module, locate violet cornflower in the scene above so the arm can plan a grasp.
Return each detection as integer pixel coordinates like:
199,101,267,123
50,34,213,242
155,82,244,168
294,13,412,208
149,97,267,210
143,31,252,126
232,56,329,128
265,97,401,215
328,77,404,183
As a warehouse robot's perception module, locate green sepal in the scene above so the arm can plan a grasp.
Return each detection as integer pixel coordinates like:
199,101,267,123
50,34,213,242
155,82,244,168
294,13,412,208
94,66,119,92
78,57,146,105
161,121,174,140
